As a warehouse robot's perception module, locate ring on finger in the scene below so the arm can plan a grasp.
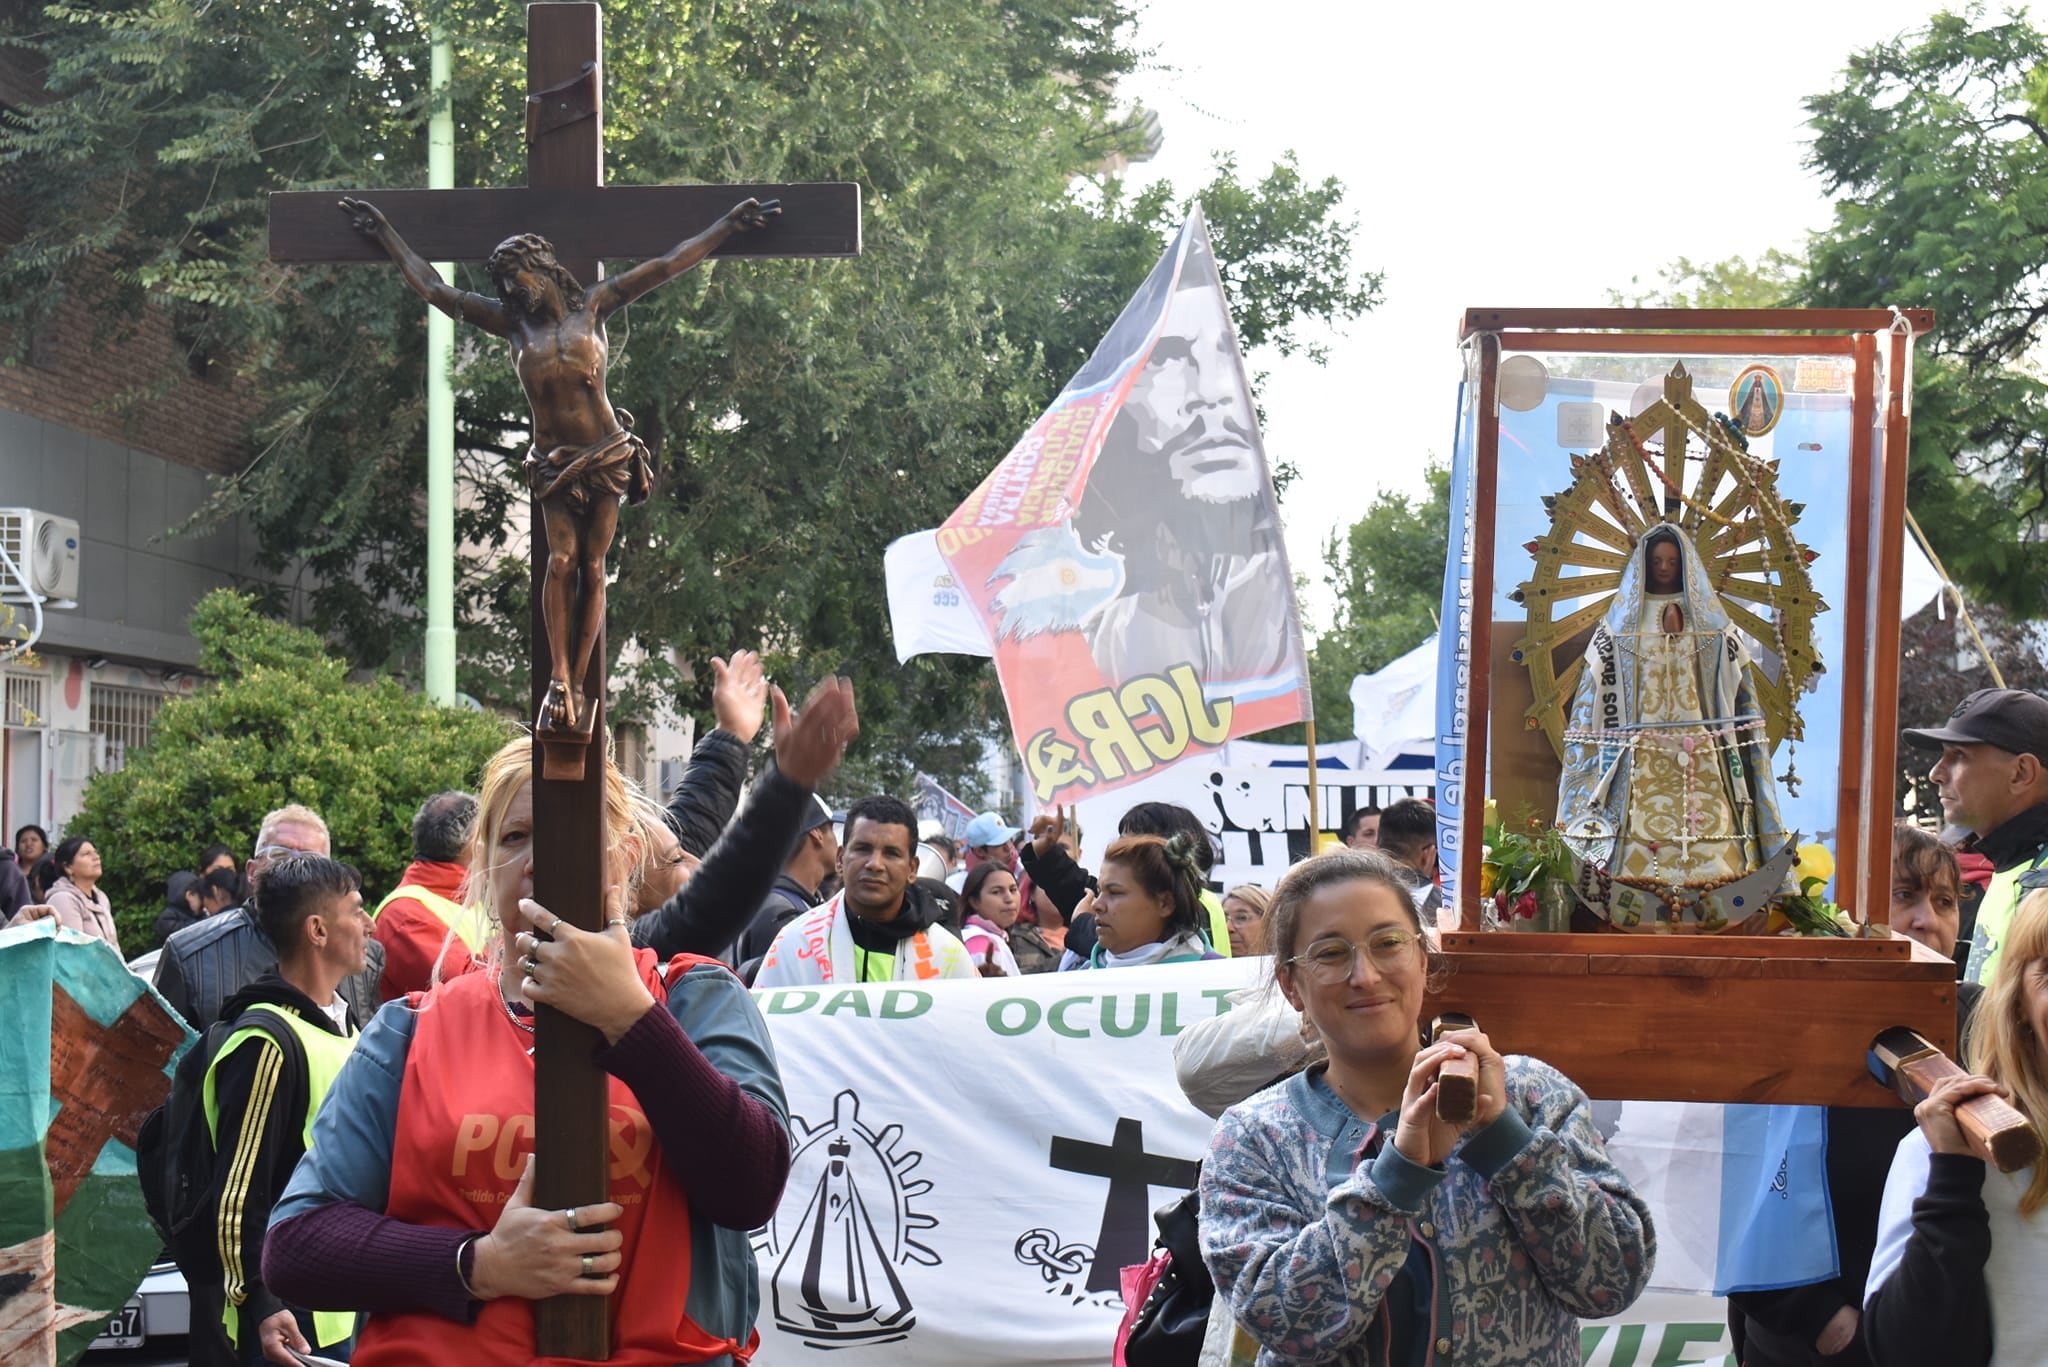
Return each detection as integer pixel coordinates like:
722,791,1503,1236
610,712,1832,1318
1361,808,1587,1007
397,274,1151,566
564,1207,579,1231
525,955,541,977
581,1254,595,1276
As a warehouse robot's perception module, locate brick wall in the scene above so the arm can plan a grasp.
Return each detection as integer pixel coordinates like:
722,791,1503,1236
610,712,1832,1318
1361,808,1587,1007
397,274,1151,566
0,199,262,476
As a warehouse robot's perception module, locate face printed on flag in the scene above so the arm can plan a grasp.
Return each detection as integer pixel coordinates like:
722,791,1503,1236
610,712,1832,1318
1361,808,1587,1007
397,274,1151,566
935,212,1311,805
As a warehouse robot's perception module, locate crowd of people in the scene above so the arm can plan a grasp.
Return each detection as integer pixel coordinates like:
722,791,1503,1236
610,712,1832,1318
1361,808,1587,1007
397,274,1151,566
1,670,2045,1367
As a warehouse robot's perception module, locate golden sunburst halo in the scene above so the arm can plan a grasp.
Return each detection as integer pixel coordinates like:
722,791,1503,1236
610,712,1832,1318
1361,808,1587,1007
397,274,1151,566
1511,362,1825,760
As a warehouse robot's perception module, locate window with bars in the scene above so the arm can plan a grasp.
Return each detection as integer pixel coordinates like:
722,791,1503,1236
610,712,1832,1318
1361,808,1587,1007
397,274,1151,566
88,684,163,772
4,673,45,728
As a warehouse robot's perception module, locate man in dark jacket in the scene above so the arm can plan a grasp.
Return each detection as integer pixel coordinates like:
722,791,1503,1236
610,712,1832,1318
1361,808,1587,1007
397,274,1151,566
189,855,367,1366
752,794,977,984
733,794,838,977
633,673,861,962
634,649,777,922
1903,686,2048,984
153,805,383,1030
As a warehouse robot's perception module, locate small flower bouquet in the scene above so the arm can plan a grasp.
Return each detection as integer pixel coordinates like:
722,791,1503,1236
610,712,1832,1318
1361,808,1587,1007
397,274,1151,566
1481,811,1576,933
1769,843,1855,937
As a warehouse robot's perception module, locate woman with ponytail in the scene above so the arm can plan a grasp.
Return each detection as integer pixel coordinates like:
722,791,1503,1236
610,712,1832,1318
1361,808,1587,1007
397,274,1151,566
1057,833,1216,970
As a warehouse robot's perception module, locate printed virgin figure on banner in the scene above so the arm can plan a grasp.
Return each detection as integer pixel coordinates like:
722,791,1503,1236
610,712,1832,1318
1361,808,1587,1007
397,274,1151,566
933,210,1311,805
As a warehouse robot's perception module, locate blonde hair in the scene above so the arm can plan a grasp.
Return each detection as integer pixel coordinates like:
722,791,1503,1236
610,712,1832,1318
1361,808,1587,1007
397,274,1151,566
1967,889,2048,1216
450,735,654,977
1222,884,1273,919
256,803,329,850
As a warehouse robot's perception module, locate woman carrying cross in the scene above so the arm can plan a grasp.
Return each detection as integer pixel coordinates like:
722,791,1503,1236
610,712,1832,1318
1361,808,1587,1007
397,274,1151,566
261,735,790,1364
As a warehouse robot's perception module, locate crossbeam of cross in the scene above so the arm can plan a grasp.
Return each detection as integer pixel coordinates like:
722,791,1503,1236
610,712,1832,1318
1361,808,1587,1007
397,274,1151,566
267,4,859,1355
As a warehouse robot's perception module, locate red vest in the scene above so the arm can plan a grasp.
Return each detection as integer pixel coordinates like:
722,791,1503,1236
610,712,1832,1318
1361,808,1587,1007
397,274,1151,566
354,951,754,1366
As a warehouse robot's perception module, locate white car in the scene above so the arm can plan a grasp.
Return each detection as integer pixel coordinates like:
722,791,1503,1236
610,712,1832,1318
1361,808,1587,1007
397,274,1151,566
80,949,193,1362
81,1257,188,1364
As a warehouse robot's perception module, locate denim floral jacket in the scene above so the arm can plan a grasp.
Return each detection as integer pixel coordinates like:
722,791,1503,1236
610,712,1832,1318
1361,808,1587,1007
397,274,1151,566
1198,1056,1654,1366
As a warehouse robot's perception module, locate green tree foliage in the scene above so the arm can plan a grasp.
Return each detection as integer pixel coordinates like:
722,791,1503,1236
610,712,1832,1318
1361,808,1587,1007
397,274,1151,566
1268,465,1449,742
1800,7,2048,613
0,1,1379,797
1607,249,1805,309
70,591,509,953
1897,596,2048,813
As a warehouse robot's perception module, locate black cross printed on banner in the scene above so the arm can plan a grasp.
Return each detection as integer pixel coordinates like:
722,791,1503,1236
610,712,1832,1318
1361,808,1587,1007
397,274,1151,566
1049,1117,1202,1293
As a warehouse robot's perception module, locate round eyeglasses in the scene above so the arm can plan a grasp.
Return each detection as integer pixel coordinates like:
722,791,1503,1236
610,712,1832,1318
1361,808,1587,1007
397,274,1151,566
1287,930,1421,983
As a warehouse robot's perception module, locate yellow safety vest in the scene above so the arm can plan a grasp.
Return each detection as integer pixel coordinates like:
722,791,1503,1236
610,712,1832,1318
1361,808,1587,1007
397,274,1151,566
203,1007,359,1349
854,943,897,982
1965,848,2048,986
375,881,489,956
1202,887,1233,958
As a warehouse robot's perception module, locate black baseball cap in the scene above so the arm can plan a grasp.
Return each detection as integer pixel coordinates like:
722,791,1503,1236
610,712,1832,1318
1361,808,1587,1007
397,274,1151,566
1902,688,2048,762
796,795,835,837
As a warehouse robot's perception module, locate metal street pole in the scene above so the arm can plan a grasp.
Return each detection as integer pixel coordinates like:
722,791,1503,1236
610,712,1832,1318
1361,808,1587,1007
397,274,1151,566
424,29,457,704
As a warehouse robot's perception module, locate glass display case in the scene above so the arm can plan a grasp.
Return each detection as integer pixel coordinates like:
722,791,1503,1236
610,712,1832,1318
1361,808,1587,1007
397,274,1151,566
1422,308,1956,1105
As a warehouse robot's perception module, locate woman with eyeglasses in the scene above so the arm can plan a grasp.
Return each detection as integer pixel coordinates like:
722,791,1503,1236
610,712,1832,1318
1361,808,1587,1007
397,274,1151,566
1198,850,1653,1365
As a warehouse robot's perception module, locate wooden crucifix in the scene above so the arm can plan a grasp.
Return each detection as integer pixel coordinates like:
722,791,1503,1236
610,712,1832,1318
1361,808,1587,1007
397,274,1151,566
268,3,860,1356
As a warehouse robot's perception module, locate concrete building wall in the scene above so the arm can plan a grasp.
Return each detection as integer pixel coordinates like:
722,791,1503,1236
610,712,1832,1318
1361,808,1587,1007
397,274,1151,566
0,207,296,838
0,406,291,669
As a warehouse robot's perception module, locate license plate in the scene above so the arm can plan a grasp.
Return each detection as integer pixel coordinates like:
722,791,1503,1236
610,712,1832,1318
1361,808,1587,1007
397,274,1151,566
89,1300,144,1349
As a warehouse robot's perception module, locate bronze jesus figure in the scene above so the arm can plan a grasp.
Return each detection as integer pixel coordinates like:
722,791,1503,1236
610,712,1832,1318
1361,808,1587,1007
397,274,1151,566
340,194,780,737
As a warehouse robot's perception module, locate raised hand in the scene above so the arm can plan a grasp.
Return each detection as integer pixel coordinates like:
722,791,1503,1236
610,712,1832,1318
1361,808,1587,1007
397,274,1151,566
1029,806,1069,860
470,1156,624,1301
772,676,860,790
337,196,391,241
977,943,1006,978
710,649,770,744
727,197,782,232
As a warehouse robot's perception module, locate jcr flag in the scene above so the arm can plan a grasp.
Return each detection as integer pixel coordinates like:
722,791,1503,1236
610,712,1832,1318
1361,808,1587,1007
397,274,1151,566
908,210,1310,804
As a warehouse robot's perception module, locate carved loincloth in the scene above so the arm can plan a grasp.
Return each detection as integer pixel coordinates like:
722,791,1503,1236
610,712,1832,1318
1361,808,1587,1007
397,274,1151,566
525,410,654,515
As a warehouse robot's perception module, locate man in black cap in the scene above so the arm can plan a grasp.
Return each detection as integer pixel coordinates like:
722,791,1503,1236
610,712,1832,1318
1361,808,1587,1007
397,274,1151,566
1903,686,2048,983
732,795,839,980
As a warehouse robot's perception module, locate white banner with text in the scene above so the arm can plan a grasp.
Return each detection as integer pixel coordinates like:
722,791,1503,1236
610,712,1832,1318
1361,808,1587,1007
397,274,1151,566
747,958,1744,1365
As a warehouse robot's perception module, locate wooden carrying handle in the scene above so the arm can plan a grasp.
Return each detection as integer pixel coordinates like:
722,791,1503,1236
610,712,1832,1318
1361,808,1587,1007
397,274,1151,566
1870,1027,2042,1173
1898,1056,2042,1173
1431,1013,1479,1125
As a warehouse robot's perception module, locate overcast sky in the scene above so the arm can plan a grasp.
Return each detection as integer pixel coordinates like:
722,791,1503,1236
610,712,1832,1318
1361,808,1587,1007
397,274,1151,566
1118,0,1953,631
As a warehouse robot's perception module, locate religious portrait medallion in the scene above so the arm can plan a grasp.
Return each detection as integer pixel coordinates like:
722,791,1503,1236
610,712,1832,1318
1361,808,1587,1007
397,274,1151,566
1729,363,1786,437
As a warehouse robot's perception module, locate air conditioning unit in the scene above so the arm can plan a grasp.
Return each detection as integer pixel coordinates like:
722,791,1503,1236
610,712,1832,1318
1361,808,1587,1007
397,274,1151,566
0,508,81,605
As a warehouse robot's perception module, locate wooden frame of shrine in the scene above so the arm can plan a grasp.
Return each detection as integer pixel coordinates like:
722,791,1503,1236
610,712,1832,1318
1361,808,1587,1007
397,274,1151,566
1420,306,1956,1108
